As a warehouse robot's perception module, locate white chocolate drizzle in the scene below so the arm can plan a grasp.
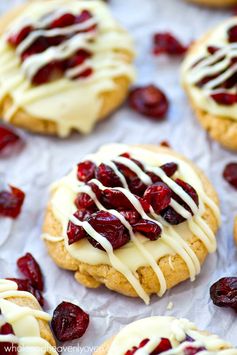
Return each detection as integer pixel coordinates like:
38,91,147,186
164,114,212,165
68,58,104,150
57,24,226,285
45,145,220,304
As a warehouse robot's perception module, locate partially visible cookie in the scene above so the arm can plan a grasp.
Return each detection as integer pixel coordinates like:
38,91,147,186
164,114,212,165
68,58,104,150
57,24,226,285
185,0,237,7
182,18,237,150
0,279,56,354
94,316,236,355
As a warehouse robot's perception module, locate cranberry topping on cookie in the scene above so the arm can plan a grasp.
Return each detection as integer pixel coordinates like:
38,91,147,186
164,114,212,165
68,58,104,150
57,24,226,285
125,337,172,355
0,316,18,355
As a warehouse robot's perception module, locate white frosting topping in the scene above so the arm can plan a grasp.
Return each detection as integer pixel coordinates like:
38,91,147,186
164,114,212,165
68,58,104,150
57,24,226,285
0,279,57,355
44,144,220,304
182,18,237,120
0,0,135,136
108,317,237,355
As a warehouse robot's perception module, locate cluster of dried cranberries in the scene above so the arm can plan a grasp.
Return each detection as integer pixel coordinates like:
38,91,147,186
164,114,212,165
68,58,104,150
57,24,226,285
67,153,199,250
7,10,96,85
0,316,18,355
0,185,25,219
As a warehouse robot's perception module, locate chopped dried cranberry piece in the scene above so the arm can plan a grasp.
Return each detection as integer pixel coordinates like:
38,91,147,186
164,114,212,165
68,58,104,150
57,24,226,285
17,253,44,291
102,188,134,210
77,160,96,182
0,186,25,219
21,37,49,60
87,211,130,250
95,163,122,187
0,321,18,355
144,182,172,214
52,301,89,342
153,32,187,56
49,13,76,28
76,10,96,32
223,162,237,189
74,67,93,79
7,278,44,306
119,210,140,225
160,206,185,225
133,219,161,240
228,25,237,43
8,25,33,47
125,337,172,355
32,60,65,85
67,50,91,69
67,211,87,245
125,339,149,355
211,92,237,106
207,46,220,55
161,162,178,177
210,277,237,311
0,125,20,154
175,179,199,207
184,346,206,355
75,193,95,210
160,140,171,147
129,85,169,120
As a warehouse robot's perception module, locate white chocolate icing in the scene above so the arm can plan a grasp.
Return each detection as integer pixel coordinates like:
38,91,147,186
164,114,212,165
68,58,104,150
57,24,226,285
182,18,237,120
0,279,57,354
45,144,220,304
108,317,237,355
0,0,135,136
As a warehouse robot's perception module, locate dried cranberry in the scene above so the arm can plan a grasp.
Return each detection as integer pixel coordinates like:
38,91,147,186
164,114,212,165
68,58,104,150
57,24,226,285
95,163,122,187
184,346,206,355
67,50,91,69
119,210,140,225
160,207,185,225
76,10,96,32
77,160,96,182
133,219,161,240
8,25,33,47
21,37,49,60
210,277,237,311
228,25,237,43
125,337,172,355
7,278,44,306
0,321,17,355
49,13,76,28
211,92,237,106
17,253,44,291
67,211,87,245
102,189,134,210
52,301,89,342
153,32,187,56
128,177,147,196
73,67,93,80
129,85,169,120
87,211,130,250
0,186,25,219
0,125,20,154
207,46,220,55
223,162,237,189
161,162,178,177
125,339,149,355
144,182,172,214
75,193,95,210
32,60,65,85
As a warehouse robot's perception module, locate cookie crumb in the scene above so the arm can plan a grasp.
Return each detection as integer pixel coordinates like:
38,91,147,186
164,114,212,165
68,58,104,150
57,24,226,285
167,301,173,310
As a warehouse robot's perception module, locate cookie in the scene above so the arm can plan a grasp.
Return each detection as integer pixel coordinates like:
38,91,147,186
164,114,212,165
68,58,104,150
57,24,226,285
0,0,135,137
185,0,237,7
42,144,220,304
0,279,56,354
182,18,237,150
94,316,236,355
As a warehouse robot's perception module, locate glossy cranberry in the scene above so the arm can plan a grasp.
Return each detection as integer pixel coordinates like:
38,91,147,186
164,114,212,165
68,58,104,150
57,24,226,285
87,211,130,250
129,85,169,120
76,10,96,32
223,162,237,189
77,160,96,182
17,253,44,291
196,73,219,88
8,25,33,47
0,125,20,154
184,346,206,355
125,337,172,355
52,301,89,342
223,72,237,89
228,25,237,42
119,210,140,225
49,13,76,28
32,60,65,85
210,277,237,311
21,37,49,60
67,50,91,68
67,211,87,245
161,162,178,177
0,186,25,219
129,177,147,196
0,321,17,355
102,189,134,210
144,182,172,214
125,339,149,355
160,206,185,225
75,193,95,210
133,219,161,240
7,278,44,306
207,46,220,55
175,179,199,208
153,32,187,56
73,67,93,80
95,163,122,187
211,92,237,106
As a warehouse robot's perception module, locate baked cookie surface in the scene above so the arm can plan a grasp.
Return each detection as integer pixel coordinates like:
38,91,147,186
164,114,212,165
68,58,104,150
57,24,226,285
94,316,237,355
43,144,220,304
185,0,237,7
0,0,135,137
0,279,56,354
182,18,237,150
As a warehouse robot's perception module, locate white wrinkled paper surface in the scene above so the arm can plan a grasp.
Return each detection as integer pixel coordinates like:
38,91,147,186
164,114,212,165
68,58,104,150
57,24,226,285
0,0,237,353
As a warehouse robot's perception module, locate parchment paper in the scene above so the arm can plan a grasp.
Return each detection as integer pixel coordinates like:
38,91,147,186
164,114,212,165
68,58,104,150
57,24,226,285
0,0,237,353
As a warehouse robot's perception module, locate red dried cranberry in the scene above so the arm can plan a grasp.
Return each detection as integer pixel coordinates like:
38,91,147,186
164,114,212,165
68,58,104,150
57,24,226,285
75,193,95,210
133,219,161,240
175,179,199,208
76,10,96,32
0,186,25,219
0,125,20,154
223,162,237,189
210,277,237,311
17,253,44,291
74,67,93,79
161,162,178,177
95,163,122,188
125,339,149,355
125,337,172,355
67,50,91,68
102,189,134,210
32,60,65,85
211,92,237,106
77,160,96,182
21,37,49,60
52,301,89,342
119,210,140,225
129,177,147,196
228,25,237,43
129,85,169,120
138,196,150,213
153,32,187,56
147,171,161,184
160,140,171,147
0,321,17,355
87,211,130,250
8,25,33,47
7,278,44,306
67,211,87,245
49,13,76,28
144,182,172,214
184,346,206,355
207,46,220,55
